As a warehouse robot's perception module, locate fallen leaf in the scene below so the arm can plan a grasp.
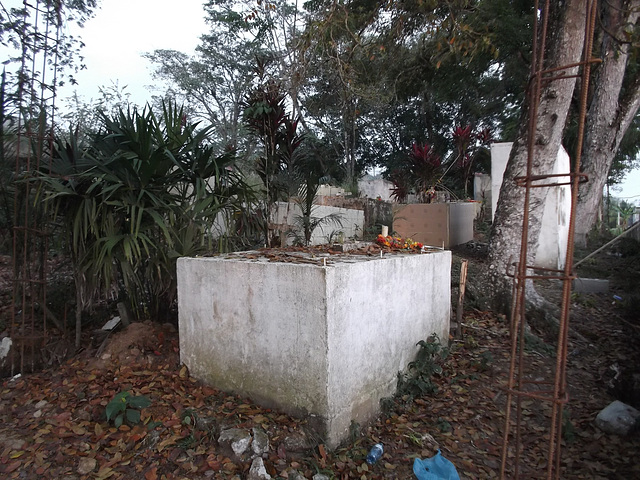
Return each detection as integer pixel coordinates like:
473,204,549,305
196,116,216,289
144,466,158,480
77,457,97,475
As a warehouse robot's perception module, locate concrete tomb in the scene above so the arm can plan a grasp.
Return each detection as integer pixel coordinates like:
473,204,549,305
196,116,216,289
178,248,451,448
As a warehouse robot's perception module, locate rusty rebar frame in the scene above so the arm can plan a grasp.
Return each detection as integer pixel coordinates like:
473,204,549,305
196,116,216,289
499,0,599,478
10,0,61,375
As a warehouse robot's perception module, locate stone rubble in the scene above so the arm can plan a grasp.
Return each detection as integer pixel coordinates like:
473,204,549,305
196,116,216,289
595,400,640,435
216,426,327,479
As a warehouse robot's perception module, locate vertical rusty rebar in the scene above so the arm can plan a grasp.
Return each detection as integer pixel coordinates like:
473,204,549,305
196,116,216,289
499,0,598,478
10,0,61,375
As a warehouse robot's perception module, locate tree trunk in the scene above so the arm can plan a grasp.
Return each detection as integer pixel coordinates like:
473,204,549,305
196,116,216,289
575,0,640,247
488,0,586,315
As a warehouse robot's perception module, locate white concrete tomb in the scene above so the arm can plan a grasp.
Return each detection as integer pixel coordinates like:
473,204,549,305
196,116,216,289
178,249,451,448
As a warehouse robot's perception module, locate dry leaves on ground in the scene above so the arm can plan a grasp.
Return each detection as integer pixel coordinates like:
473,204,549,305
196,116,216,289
1,306,639,479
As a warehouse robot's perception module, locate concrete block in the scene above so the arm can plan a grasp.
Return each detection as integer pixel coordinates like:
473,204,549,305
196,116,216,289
178,250,451,448
392,202,475,248
573,277,609,294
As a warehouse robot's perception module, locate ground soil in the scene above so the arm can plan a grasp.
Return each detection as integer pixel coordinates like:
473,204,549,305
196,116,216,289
0,239,639,479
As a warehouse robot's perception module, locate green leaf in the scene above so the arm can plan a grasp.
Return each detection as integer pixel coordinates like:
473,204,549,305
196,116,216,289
127,395,152,409
146,421,163,430
125,408,141,425
106,399,126,421
114,413,124,428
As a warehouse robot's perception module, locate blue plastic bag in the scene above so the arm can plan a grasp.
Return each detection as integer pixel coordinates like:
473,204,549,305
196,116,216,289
413,450,461,480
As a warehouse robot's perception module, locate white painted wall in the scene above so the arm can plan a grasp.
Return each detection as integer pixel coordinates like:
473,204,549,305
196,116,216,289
490,142,514,222
490,142,571,270
358,175,395,201
178,251,451,448
317,184,347,197
537,148,570,269
474,172,491,205
273,202,365,244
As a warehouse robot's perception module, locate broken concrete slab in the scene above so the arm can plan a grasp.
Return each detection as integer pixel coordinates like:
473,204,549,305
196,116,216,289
573,277,609,294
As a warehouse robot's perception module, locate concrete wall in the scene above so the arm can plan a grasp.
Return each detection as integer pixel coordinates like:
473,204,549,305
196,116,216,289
490,142,513,222
490,142,571,270
536,149,570,269
317,184,347,197
358,175,395,201
178,251,451,448
474,172,492,214
273,202,364,244
392,202,476,248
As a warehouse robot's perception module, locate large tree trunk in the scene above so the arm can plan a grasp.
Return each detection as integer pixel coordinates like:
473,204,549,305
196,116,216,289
488,0,586,315
575,0,640,247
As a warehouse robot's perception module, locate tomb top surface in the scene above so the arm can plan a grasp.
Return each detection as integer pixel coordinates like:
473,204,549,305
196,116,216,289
201,242,445,267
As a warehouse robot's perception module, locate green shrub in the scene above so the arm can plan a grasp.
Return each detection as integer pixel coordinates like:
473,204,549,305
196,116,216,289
397,333,449,398
105,391,151,428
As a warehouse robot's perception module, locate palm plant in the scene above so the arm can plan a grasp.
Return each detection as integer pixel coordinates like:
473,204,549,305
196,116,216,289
289,153,343,247
40,101,255,345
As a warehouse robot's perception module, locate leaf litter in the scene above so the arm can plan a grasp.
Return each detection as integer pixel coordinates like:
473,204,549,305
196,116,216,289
1,267,639,478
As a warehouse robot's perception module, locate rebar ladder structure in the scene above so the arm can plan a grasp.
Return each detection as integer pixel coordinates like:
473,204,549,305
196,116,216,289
9,0,62,375
499,0,599,478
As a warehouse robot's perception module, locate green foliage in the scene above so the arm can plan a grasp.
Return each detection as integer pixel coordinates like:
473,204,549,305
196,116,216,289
571,292,597,309
397,334,450,399
105,391,151,428
0,0,98,94
243,60,343,247
40,101,256,321
473,351,493,373
436,417,452,433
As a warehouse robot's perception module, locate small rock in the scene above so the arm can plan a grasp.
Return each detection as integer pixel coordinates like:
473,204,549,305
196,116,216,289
33,409,42,418
218,428,252,457
287,470,307,480
77,457,97,475
252,426,269,456
247,457,272,480
0,337,12,361
35,400,48,409
312,474,331,480
0,434,25,450
595,400,640,435
283,432,312,453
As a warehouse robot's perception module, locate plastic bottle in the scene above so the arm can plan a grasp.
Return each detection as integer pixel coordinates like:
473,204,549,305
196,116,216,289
366,443,384,465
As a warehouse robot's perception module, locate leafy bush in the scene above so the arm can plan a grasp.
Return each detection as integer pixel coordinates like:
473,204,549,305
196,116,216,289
397,333,449,398
40,101,256,324
105,391,151,428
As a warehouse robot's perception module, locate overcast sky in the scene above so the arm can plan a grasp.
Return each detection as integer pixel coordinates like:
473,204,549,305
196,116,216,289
58,0,208,107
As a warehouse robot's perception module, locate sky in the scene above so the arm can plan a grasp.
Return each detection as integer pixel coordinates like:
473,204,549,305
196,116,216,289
57,0,208,107
612,169,640,206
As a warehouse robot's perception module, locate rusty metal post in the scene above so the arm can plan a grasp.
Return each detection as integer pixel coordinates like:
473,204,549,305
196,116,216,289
499,0,599,478
9,0,62,375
